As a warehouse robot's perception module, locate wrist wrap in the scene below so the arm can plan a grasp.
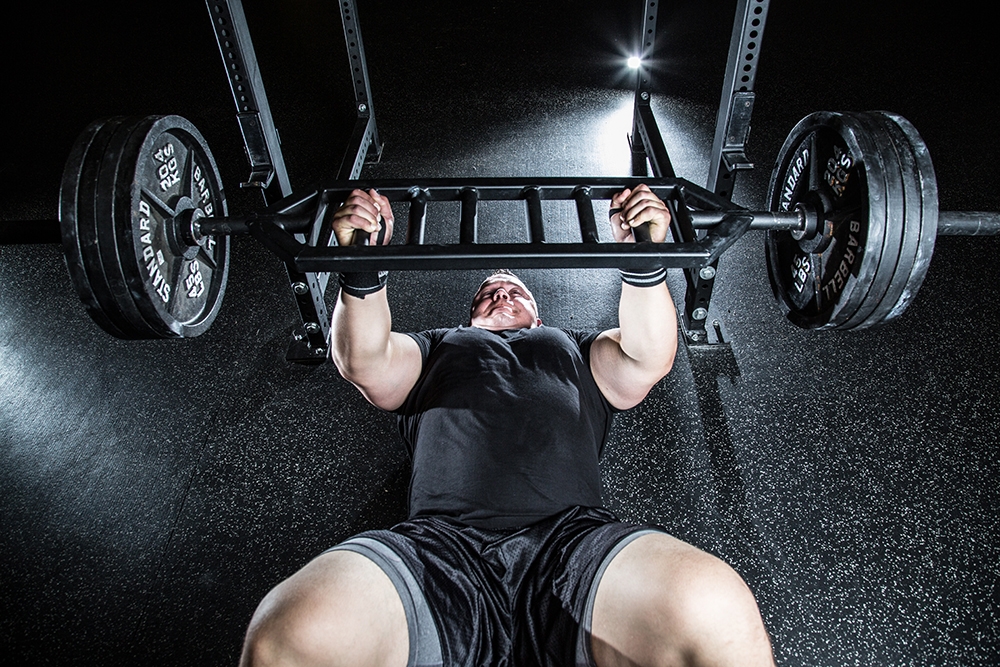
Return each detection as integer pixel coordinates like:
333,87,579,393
611,205,667,286
619,266,666,287
339,271,388,299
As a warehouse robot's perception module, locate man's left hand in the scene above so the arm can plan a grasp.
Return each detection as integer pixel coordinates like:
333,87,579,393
609,184,671,243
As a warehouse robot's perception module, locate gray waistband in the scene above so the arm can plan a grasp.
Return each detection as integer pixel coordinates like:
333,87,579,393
330,537,443,667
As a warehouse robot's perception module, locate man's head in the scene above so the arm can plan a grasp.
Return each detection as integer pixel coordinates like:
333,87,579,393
469,270,541,331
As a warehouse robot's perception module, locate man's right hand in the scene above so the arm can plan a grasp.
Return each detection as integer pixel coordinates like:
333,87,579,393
331,188,395,247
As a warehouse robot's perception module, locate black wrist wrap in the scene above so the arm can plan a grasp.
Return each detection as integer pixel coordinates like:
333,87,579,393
611,206,666,287
620,266,666,287
339,271,388,299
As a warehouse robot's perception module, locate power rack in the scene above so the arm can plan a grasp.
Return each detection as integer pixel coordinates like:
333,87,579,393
204,0,774,358
4,0,998,361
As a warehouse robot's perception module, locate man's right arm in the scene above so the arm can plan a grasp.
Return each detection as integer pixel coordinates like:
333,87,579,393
329,189,424,412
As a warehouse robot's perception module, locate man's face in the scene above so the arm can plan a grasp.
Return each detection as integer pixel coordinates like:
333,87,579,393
469,275,541,331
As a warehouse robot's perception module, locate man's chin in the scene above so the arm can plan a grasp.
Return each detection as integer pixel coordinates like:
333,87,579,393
471,315,535,331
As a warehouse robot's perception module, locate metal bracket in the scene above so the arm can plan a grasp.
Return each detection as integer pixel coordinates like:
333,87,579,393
720,91,756,174
683,309,731,348
235,113,277,189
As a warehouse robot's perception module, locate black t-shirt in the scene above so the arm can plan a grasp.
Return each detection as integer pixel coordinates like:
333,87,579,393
396,325,615,529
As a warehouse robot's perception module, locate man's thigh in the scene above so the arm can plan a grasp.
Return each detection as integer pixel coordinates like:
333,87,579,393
589,533,775,667
240,548,410,667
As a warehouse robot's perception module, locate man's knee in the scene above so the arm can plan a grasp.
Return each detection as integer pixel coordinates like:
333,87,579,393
592,533,774,667
667,550,771,658
240,550,409,667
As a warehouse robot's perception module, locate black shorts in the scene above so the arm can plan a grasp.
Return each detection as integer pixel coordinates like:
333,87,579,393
329,506,662,667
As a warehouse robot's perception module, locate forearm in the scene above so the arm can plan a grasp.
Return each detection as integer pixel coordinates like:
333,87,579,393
592,185,678,408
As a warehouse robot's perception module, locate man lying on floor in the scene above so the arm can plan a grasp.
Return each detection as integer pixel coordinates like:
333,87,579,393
238,184,776,667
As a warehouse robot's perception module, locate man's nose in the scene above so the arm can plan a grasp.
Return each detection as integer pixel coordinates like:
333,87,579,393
493,289,510,301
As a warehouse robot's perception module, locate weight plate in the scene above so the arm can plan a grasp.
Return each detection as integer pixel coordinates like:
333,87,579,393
874,111,938,322
60,116,138,338
94,117,173,337
766,111,892,329
102,115,229,338
837,111,915,330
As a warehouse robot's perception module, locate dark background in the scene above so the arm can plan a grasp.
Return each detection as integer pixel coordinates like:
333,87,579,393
1,1,997,665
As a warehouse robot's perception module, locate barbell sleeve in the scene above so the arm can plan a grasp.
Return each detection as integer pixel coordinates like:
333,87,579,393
936,211,1000,236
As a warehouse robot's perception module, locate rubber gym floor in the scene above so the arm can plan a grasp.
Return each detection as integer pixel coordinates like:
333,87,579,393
1,1,997,665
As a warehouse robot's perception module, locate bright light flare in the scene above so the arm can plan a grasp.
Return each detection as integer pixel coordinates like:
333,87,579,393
627,56,641,69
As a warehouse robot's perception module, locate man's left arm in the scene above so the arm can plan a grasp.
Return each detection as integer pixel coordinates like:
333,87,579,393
589,184,678,410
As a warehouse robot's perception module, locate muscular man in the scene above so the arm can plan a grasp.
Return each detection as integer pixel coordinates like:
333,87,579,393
239,185,775,667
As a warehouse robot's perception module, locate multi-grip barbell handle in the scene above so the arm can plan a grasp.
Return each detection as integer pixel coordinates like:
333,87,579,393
195,210,1000,236
4,210,1000,246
